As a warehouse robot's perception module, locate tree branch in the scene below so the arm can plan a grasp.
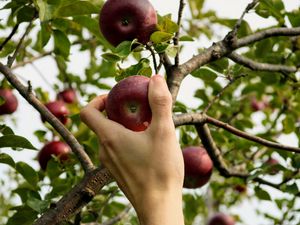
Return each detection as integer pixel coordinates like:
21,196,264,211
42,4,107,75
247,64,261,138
0,23,19,51
34,168,113,225
174,0,186,66
0,62,95,172
7,22,33,68
228,52,298,74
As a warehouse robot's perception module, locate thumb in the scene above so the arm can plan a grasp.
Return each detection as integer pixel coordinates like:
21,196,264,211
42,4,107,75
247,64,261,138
148,75,173,127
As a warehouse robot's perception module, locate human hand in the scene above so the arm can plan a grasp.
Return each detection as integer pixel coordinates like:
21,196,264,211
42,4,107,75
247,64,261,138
80,75,184,225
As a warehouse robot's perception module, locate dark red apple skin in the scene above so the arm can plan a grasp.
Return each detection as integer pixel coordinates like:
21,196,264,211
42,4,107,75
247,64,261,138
207,213,235,225
266,157,279,175
99,0,157,46
105,75,152,132
251,98,268,112
38,141,71,170
43,101,69,125
0,89,18,115
183,146,213,189
57,89,77,104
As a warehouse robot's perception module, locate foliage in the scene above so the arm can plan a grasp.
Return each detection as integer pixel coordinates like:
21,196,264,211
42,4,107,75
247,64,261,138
0,0,300,224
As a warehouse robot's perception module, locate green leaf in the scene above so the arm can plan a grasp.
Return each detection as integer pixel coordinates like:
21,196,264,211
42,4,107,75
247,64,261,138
157,14,179,34
16,162,39,188
34,0,57,21
150,31,173,44
254,186,271,201
27,197,49,213
0,135,37,150
7,206,38,225
191,67,218,83
287,10,300,27
17,6,36,23
102,53,122,63
0,124,14,135
282,183,299,195
56,1,99,17
53,29,71,59
282,115,295,134
0,153,15,168
179,35,194,42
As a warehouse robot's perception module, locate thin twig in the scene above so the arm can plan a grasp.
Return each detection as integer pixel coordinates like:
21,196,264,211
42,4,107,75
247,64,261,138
174,0,186,66
203,74,246,113
146,44,158,74
7,22,33,68
228,52,298,74
0,23,19,51
12,51,52,69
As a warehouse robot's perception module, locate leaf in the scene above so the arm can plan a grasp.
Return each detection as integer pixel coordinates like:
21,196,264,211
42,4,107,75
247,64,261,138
0,153,15,168
34,0,57,21
0,124,14,135
150,31,173,44
16,162,39,188
53,29,71,59
254,186,271,201
282,115,295,134
27,197,49,213
157,14,179,34
56,1,99,17
6,206,38,225
287,10,300,27
0,135,37,150
102,53,122,63
179,35,194,42
191,67,218,83
17,5,36,23
282,183,299,195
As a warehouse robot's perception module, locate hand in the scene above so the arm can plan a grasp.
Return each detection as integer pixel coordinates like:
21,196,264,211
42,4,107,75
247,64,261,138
80,75,184,225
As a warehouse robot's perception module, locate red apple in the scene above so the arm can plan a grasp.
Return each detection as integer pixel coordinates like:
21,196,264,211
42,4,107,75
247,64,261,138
182,146,213,189
266,157,279,175
105,75,152,132
57,88,77,104
38,141,71,170
251,97,268,112
234,184,247,194
99,0,157,46
43,101,69,125
207,213,235,225
0,89,18,115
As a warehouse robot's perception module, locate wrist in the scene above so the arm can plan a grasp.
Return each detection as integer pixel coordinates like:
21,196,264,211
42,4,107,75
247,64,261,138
135,188,184,225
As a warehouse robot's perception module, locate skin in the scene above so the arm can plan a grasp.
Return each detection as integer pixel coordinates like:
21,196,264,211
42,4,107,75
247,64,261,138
80,75,185,225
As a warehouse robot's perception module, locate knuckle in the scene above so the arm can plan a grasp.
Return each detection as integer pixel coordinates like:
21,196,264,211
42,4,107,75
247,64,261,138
152,92,172,107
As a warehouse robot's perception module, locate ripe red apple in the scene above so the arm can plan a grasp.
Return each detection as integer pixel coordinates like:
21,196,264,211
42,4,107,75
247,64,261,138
0,89,18,115
57,88,77,104
38,141,71,170
266,157,279,175
99,0,157,46
43,100,69,125
182,146,213,189
251,97,268,112
105,75,152,132
207,213,235,225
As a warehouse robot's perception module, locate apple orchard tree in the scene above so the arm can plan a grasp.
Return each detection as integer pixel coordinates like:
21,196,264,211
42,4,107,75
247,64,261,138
0,0,300,224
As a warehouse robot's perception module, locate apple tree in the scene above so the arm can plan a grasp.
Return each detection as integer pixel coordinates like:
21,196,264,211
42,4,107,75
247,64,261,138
0,0,300,224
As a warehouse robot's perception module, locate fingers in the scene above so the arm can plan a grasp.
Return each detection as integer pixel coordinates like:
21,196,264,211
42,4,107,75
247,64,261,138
80,94,123,137
148,75,174,129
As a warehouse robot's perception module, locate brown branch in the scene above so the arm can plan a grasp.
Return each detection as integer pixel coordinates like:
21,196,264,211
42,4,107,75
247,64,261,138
0,23,19,51
34,168,113,225
7,22,33,68
167,27,300,101
228,52,298,74
146,44,158,74
174,0,186,66
206,116,300,154
0,62,94,172
11,51,52,69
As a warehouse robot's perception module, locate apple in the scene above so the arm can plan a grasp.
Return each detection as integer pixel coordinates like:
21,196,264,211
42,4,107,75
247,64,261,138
251,97,268,112
43,100,69,125
38,141,71,170
234,184,247,194
57,88,77,104
99,0,157,46
0,89,18,115
182,146,213,189
207,213,235,225
266,157,279,175
105,75,152,132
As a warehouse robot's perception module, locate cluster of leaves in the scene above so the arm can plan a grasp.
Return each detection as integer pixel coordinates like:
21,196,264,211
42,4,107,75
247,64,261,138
0,0,300,224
